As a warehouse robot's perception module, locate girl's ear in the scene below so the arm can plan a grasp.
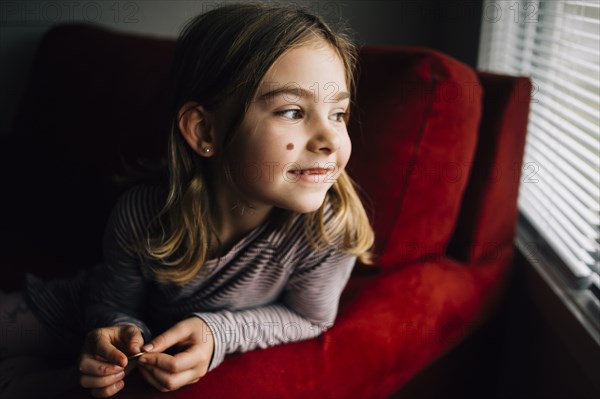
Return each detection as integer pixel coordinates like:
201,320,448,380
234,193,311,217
177,101,217,157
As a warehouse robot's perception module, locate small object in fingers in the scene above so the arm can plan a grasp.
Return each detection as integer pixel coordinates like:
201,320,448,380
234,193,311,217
124,352,145,376
128,352,145,361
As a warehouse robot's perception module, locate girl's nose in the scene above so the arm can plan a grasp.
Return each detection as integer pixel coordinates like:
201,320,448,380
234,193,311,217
307,119,340,155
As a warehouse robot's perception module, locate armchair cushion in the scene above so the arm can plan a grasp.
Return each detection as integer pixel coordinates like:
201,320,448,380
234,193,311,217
346,47,482,269
1,22,531,399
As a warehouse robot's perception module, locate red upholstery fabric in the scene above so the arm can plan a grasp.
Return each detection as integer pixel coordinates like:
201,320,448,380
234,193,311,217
1,24,531,399
447,73,532,264
346,47,482,269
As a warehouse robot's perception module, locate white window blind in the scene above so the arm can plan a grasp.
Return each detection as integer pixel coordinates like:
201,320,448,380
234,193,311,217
477,0,599,308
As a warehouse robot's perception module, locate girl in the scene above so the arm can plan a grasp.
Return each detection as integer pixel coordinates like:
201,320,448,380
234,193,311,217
0,3,374,398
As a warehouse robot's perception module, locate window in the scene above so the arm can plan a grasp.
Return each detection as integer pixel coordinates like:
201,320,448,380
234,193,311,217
477,0,599,334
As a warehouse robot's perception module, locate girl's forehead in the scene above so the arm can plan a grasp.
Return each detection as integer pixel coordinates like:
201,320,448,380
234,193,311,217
269,42,343,73
257,42,348,98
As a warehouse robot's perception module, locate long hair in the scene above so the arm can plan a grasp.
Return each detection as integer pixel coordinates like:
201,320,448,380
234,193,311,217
132,3,374,284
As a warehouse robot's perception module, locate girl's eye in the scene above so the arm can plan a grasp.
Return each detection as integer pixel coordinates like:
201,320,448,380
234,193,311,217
332,112,348,123
274,109,347,122
275,109,302,120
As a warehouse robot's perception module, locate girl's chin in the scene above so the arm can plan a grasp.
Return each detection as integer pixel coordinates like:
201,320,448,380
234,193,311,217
279,196,328,214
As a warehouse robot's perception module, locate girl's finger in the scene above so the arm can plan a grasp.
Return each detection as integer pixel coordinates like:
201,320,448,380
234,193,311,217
80,369,125,389
90,379,125,398
138,364,169,393
173,346,210,374
138,352,178,373
142,321,189,353
139,362,199,392
80,355,124,376
140,346,205,374
90,330,127,368
118,324,144,354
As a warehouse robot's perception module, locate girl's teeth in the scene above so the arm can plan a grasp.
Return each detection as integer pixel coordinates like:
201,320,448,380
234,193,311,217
290,169,327,175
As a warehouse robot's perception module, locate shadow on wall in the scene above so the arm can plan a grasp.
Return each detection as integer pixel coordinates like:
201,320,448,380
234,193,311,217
0,0,483,138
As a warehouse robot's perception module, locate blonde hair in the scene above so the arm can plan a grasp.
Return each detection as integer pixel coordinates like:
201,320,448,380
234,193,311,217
128,3,374,284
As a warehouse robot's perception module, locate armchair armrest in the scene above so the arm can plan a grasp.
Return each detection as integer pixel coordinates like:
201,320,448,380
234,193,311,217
447,72,532,264
133,255,510,399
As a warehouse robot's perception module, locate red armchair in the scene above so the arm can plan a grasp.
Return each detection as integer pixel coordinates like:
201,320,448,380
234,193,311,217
0,24,531,398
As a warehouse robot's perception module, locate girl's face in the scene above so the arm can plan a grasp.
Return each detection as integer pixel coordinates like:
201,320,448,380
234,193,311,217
228,41,352,214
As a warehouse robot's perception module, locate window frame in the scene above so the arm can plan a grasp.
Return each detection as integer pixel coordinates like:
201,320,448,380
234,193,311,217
515,210,600,380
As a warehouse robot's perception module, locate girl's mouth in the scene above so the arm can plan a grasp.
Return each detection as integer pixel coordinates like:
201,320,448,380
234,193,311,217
286,167,336,184
288,168,330,175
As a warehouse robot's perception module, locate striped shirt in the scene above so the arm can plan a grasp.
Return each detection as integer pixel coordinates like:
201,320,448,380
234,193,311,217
25,182,356,371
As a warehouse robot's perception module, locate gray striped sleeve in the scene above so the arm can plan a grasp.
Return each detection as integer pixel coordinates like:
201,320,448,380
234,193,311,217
194,249,356,372
83,184,157,340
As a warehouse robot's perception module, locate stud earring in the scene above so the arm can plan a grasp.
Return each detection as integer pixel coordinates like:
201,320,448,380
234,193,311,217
202,147,211,153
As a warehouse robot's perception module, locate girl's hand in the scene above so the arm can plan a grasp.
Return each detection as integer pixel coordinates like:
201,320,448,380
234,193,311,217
79,324,144,398
137,317,215,392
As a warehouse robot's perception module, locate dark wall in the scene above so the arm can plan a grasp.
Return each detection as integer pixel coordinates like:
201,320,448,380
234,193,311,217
341,0,484,68
432,0,484,69
0,0,484,138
